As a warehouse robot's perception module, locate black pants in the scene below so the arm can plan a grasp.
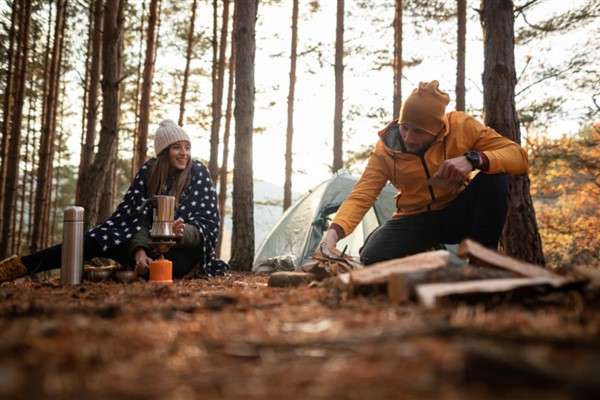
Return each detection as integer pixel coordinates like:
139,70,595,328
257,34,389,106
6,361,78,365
21,237,203,279
359,173,511,265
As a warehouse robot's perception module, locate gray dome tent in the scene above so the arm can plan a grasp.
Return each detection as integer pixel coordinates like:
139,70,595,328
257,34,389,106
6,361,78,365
252,170,397,273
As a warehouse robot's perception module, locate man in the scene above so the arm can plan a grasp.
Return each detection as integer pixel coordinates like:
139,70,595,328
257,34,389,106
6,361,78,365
318,80,528,265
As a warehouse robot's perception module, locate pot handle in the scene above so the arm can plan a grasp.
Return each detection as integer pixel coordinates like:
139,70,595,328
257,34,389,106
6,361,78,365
138,196,157,212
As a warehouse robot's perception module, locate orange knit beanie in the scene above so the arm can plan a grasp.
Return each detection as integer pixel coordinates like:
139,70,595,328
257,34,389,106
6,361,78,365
399,80,450,135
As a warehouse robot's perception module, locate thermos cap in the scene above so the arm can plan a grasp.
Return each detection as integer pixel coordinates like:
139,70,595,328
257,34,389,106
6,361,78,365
64,206,85,221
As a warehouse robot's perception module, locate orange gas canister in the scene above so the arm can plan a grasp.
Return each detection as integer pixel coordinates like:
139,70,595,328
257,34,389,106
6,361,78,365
149,258,173,284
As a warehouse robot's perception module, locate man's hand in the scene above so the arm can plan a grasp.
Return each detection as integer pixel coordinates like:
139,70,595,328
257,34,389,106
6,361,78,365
317,229,339,256
434,156,473,182
134,248,153,276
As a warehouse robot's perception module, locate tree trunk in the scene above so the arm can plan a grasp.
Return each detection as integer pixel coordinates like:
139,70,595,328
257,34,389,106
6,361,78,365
32,0,65,252
131,0,146,181
98,149,116,222
178,0,198,126
16,115,33,254
50,125,64,244
77,0,103,204
0,0,19,239
136,0,158,168
44,0,68,248
16,61,38,254
283,0,298,211
456,0,466,111
26,116,38,246
480,0,545,265
0,0,31,258
393,0,403,119
332,0,344,173
229,0,257,272
216,2,236,258
209,0,231,182
208,0,219,180
80,0,123,230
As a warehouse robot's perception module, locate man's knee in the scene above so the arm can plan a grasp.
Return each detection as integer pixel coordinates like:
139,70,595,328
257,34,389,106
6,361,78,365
472,173,511,207
475,172,510,192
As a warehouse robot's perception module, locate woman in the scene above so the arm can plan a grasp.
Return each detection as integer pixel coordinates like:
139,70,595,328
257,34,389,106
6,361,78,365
0,119,228,282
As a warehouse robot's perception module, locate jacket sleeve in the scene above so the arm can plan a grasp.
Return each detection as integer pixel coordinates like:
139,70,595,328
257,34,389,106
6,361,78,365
178,160,228,276
331,151,389,237
86,161,151,251
127,226,151,259
462,114,529,175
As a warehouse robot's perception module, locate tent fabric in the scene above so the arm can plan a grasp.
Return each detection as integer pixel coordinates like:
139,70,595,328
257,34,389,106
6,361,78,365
253,170,397,272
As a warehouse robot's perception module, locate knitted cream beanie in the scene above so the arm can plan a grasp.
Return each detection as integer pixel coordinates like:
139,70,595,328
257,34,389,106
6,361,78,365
399,80,450,135
154,119,191,156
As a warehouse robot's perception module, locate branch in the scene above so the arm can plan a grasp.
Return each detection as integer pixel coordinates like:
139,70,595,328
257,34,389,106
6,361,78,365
514,0,540,15
516,61,580,97
516,55,532,85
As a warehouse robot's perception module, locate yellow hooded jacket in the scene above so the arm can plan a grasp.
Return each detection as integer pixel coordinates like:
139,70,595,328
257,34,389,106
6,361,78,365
330,111,529,238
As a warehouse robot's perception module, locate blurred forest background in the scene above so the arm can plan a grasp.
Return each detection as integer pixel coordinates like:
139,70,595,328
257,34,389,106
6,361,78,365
0,0,598,270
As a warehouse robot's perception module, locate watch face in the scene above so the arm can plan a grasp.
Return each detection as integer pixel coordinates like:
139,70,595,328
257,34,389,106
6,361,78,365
466,151,479,168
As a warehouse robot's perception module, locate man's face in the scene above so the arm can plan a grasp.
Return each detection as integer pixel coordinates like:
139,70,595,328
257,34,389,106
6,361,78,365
399,123,436,154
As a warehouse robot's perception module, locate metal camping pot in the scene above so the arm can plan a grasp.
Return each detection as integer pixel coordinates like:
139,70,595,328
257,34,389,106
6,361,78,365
150,195,176,239
61,206,85,285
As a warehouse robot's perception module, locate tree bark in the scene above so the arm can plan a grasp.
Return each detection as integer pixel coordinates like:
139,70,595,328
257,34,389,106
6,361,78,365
16,59,39,254
98,149,116,222
283,0,298,211
131,0,146,181
136,0,158,168
208,0,230,181
216,2,236,258
0,0,31,258
80,0,123,230
77,0,103,204
0,0,19,239
332,0,344,173
229,0,257,271
480,0,545,265
31,0,65,252
456,0,466,111
46,0,68,248
178,0,198,126
393,0,403,119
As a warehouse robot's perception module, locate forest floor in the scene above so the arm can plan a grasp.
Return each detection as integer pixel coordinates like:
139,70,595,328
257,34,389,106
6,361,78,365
1,268,600,400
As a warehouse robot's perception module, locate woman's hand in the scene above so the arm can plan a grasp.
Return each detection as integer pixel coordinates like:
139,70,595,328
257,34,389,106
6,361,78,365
173,218,185,239
134,248,153,276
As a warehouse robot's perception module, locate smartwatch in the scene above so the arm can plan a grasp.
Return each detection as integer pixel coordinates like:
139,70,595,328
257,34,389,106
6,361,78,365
464,151,481,170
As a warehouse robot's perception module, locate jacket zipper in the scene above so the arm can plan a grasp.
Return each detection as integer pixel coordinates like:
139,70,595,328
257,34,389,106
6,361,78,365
420,138,447,211
419,155,435,212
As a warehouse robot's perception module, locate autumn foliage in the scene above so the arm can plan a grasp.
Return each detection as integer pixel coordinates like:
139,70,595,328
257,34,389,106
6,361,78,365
527,124,600,268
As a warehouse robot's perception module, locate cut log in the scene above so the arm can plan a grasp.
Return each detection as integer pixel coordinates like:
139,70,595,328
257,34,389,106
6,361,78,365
268,271,318,288
387,264,518,304
298,261,331,281
416,277,559,308
335,250,451,294
457,239,571,287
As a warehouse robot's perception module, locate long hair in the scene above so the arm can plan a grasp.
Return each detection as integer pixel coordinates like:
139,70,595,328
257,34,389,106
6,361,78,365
146,148,192,206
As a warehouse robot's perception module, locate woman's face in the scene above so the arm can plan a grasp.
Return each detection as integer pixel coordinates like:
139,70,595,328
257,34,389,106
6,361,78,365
169,141,191,170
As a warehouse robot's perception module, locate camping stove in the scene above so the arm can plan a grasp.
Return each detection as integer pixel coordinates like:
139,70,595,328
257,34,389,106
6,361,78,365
142,195,177,284
148,240,176,284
